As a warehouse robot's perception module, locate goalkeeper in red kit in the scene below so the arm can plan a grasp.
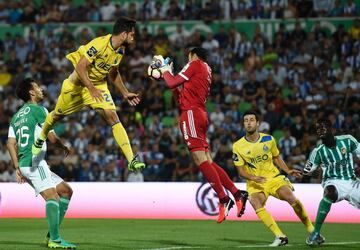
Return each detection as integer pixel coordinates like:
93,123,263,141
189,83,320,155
156,47,248,223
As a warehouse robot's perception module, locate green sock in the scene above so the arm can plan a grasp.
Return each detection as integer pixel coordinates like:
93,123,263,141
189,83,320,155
314,197,332,233
46,199,60,241
47,197,70,238
59,197,70,225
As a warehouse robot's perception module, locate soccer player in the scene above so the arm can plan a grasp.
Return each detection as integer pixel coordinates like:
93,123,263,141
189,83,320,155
304,118,360,246
156,47,248,223
32,17,145,171
7,78,76,249
232,110,315,246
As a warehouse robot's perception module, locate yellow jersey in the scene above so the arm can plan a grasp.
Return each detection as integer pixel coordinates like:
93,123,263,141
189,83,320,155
232,133,280,178
66,34,124,85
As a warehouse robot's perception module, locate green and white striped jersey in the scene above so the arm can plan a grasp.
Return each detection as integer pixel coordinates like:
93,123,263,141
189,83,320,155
8,103,48,167
307,135,360,182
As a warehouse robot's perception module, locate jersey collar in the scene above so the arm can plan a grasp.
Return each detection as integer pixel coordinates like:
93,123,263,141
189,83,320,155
245,133,260,143
109,35,125,55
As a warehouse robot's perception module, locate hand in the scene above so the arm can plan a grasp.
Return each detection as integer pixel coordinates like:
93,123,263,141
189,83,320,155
287,169,302,178
16,169,26,184
124,92,141,106
251,176,266,184
159,61,173,75
152,55,165,67
89,87,104,102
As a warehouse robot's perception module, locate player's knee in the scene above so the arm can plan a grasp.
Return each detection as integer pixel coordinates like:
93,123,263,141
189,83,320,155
324,185,338,203
42,189,60,201
62,186,73,198
282,192,297,204
105,110,119,125
249,198,262,210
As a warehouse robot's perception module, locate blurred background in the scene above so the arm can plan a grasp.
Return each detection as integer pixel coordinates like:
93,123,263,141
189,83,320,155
0,0,359,184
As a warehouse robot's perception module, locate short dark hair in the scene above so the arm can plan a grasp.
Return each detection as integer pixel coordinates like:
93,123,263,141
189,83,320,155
189,47,208,62
113,17,136,35
16,78,35,102
316,118,332,128
242,110,260,122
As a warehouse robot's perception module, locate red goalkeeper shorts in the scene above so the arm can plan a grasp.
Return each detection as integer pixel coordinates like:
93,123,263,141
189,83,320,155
179,107,209,152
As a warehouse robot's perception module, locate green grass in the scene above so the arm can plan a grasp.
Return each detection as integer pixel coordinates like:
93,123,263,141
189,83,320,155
0,219,359,249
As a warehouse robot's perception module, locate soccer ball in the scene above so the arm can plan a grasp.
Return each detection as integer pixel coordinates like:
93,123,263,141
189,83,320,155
147,64,162,80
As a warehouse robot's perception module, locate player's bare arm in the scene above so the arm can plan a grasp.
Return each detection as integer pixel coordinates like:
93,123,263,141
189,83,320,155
75,56,104,102
48,131,69,157
273,155,302,178
6,137,26,184
236,165,266,183
109,67,140,106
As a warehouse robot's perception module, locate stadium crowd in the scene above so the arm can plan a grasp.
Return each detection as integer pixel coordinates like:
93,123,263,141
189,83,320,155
0,0,359,24
0,2,359,184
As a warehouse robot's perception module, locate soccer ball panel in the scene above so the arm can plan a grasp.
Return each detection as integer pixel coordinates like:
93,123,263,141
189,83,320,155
147,65,162,80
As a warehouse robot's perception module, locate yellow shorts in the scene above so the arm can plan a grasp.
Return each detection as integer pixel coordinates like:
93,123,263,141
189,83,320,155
54,78,116,115
247,175,294,199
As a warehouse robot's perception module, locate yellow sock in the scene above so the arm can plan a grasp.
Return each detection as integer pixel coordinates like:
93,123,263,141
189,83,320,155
256,207,284,237
112,122,134,162
291,199,314,233
40,111,56,140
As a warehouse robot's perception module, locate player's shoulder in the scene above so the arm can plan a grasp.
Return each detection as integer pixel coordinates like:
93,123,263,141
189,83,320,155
335,134,358,143
88,34,111,48
259,133,274,143
309,143,324,156
233,135,246,148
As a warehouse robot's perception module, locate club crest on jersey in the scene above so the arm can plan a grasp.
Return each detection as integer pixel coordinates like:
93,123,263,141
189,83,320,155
341,147,347,154
263,145,269,152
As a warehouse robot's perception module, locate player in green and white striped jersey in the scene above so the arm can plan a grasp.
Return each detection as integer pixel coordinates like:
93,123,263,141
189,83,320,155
303,118,360,246
7,78,76,249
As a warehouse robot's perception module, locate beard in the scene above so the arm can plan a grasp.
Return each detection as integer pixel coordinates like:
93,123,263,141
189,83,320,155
246,128,256,135
122,40,131,48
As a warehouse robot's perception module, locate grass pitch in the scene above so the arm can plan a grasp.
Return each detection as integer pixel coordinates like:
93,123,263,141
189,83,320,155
0,219,359,249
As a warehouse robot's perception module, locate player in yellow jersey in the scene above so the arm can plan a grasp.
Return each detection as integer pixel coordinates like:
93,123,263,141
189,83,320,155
32,17,145,171
232,110,316,246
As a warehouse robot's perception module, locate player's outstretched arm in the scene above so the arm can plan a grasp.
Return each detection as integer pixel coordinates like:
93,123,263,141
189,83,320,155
7,137,26,184
273,155,302,178
75,56,104,102
48,131,69,157
109,67,140,106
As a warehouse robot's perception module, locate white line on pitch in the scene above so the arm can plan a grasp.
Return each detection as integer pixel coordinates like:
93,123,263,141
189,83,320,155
141,247,203,250
234,241,360,248
142,241,360,250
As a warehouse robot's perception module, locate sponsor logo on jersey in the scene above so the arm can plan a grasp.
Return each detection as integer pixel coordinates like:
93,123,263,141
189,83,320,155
97,61,111,71
250,154,269,164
